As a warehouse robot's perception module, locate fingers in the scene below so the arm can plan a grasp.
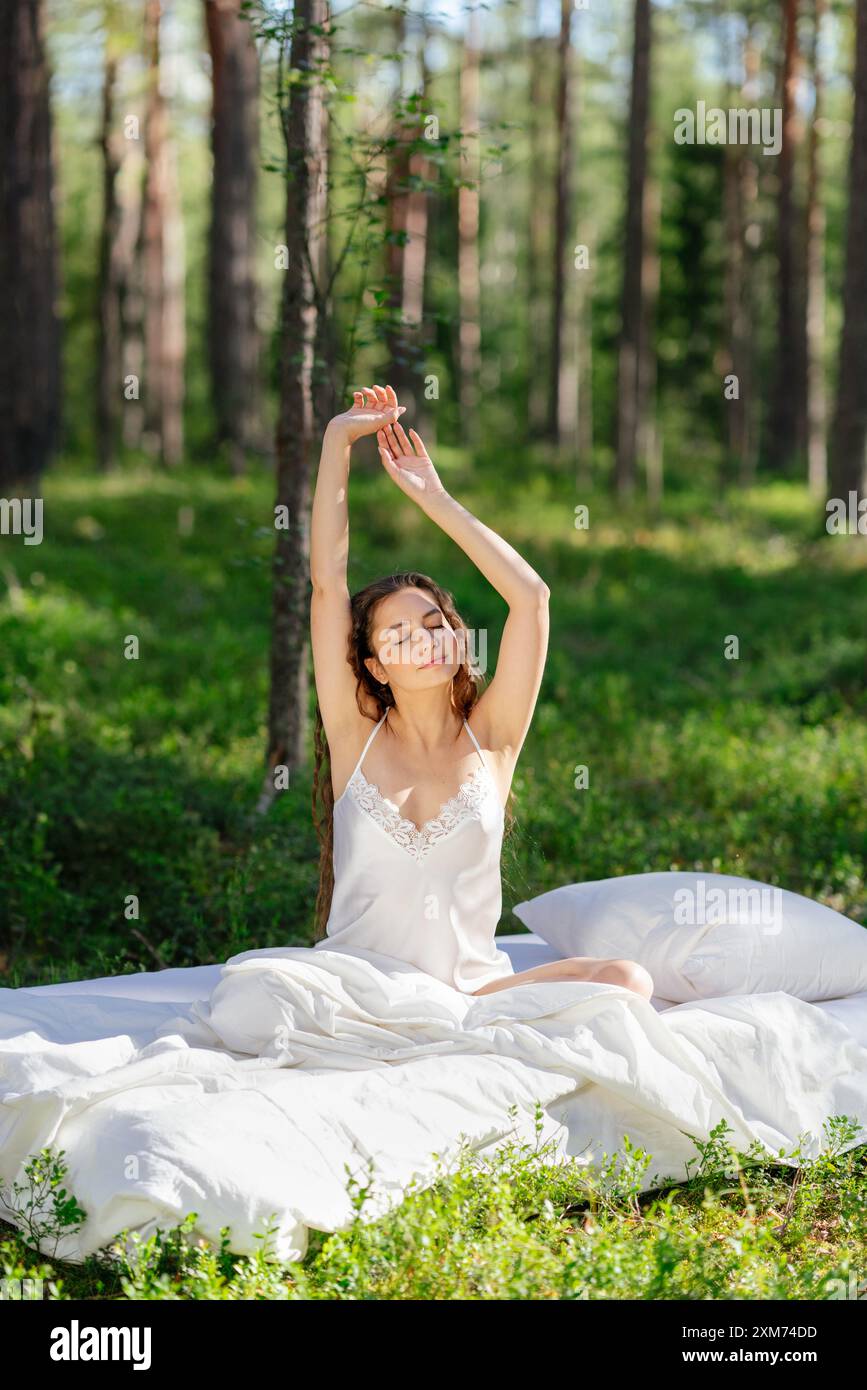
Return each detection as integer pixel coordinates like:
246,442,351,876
375,384,403,424
393,421,413,455
377,429,398,474
408,428,428,457
384,422,402,456
354,384,405,418
351,386,406,435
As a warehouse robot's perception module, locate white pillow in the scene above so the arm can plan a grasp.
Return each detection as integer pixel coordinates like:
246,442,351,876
512,871,867,1003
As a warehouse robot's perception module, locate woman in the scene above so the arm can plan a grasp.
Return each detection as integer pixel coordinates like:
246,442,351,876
310,382,654,1000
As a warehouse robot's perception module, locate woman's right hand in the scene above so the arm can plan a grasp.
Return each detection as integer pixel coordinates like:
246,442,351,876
326,384,406,445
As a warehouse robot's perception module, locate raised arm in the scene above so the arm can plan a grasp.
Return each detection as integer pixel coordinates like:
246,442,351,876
376,415,549,761
310,385,405,744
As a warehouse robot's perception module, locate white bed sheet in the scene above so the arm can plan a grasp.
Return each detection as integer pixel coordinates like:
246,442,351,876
1,932,866,1265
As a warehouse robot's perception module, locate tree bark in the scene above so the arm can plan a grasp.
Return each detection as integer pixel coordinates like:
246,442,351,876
97,47,123,473
638,171,661,504
384,3,412,404
722,20,759,483
614,0,652,499
0,0,61,489
767,0,806,473
548,0,575,445
805,0,827,497
527,0,548,434
119,135,146,451
263,0,329,789
161,116,185,468
141,0,184,467
141,0,166,460
400,9,432,421
457,4,481,439
576,225,594,487
829,0,867,500
204,0,262,476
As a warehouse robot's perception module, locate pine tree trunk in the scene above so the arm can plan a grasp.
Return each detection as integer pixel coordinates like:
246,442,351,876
549,0,575,445
722,23,758,483
457,5,481,439
576,229,593,487
0,0,61,488
723,139,746,478
739,28,761,483
162,122,185,468
805,0,827,497
385,3,412,405
141,0,184,467
204,0,262,476
263,0,329,790
527,0,548,434
312,82,333,434
97,48,123,473
119,136,146,451
829,0,867,500
141,0,166,460
615,0,652,499
767,0,806,473
638,172,661,503
400,9,431,421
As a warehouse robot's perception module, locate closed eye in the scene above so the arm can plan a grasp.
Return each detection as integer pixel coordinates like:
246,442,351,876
397,622,443,644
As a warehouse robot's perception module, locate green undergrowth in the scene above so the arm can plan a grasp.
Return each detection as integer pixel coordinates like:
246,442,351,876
2,459,866,982
1,1109,864,1301
1,459,866,1299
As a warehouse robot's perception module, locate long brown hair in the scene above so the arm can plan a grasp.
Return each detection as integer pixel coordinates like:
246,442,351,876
311,571,516,939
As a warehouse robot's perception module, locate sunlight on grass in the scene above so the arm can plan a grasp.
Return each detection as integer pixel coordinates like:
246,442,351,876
2,461,866,972
2,462,866,1301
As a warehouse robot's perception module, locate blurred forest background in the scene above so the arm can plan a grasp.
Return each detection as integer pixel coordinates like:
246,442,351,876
1,0,866,986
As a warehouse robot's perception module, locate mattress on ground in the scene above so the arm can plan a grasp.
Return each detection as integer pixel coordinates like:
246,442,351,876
1,932,865,1266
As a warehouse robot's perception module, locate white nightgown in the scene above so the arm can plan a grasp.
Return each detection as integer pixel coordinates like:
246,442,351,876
314,707,516,994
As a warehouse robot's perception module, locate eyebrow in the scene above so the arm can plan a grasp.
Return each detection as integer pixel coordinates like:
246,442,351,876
383,607,442,635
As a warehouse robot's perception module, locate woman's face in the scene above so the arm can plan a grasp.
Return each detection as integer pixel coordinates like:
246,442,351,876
365,587,462,693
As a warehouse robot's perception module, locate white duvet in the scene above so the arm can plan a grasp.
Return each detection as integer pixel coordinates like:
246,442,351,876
1,938,866,1266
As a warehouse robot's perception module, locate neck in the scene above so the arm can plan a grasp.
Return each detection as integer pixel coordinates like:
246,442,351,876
385,688,463,753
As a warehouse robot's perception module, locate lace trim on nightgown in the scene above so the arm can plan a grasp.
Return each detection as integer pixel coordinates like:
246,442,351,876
345,764,498,862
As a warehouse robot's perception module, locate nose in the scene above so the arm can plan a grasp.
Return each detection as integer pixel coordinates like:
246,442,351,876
415,627,438,663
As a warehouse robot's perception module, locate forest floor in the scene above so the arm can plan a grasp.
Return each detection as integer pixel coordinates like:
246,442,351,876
1,455,866,1298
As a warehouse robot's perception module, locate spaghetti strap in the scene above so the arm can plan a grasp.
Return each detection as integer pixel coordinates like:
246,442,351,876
463,718,487,771
350,710,388,781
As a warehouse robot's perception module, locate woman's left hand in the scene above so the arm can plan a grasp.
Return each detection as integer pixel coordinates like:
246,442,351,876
377,420,447,501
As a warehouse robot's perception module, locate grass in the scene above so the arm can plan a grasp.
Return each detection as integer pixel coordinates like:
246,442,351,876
1,1112,865,1300
1,451,866,1297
